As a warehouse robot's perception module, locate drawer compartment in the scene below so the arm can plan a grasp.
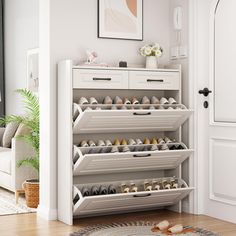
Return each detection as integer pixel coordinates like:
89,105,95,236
73,69,128,89
73,104,192,134
129,71,180,90
73,178,193,217
73,144,193,176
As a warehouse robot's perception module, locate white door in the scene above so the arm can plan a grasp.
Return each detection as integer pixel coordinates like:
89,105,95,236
195,0,236,223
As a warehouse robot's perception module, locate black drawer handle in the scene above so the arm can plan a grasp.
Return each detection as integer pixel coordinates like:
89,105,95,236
147,79,164,82
93,77,112,81
133,154,151,158
133,112,151,116
133,193,151,198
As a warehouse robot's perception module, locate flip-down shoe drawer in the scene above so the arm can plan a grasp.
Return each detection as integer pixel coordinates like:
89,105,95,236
73,178,193,217
73,69,128,89
129,71,180,90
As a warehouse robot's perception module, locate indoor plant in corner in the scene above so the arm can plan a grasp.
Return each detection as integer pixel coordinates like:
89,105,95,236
0,89,39,208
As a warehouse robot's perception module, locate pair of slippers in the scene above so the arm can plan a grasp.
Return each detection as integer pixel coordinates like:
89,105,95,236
152,220,191,234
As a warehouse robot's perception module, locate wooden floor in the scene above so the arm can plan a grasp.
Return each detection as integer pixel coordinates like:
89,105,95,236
0,210,236,236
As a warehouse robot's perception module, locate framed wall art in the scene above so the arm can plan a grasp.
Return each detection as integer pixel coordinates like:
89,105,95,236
98,0,143,40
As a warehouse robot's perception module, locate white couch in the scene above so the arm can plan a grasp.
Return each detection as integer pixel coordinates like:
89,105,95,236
0,127,38,192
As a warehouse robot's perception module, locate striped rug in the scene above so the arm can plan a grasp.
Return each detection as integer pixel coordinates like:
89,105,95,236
0,187,36,216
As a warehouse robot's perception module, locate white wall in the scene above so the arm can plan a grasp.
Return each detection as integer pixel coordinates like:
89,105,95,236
38,0,171,220
4,0,39,115
50,0,170,67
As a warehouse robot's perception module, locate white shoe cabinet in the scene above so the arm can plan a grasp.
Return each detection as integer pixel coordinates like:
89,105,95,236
58,61,194,225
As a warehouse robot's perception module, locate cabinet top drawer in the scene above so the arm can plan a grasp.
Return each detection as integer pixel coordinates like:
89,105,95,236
73,69,128,89
129,71,180,90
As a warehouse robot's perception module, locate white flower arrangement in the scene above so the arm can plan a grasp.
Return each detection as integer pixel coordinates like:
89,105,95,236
139,43,163,57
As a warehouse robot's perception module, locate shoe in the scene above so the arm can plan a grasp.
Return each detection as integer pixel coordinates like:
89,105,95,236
99,186,108,195
105,140,112,146
89,97,98,104
151,96,160,104
114,139,120,146
152,181,161,191
151,138,158,145
80,140,89,147
170,178,178,189
160,144,169,151
164,137,172,143
135,139,143,145
122,146,130,152
124,98,131,105
120,184,130,193
160,97,169,105
97,140,105,146
103,96,113,105
79,97,89,105
88,140,96,147
141,96,150,105
144,181,152,191
114,96,123,105
121,139,127,145
168,225,184,234
144,138,151,145
128,139,136,145
110,146,119,153
162,179,171,189
168,97,177,104
108,185,116,194
91,186,99,195
158,138,165,144
132,97,140,105
130,183,138,192
150,145,159,151
81,187,90,197
154,220,170,231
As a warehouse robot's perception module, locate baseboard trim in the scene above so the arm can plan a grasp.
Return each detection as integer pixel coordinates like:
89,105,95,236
37,204,58,221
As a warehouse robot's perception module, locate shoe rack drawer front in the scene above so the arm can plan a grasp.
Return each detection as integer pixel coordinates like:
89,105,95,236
73,109,192,133
129,71,180,90
73,69,129,89
73,186,193,217
73,146,193,176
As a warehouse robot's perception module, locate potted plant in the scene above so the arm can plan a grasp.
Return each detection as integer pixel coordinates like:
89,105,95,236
0,89,39,208
139,43,163,69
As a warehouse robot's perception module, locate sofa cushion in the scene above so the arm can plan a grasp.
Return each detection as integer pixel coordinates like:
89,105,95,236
14,123,31,137
2,122,19,148
0,147,12,174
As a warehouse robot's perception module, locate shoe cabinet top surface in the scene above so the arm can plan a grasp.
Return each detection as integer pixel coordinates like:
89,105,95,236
73,65,180,72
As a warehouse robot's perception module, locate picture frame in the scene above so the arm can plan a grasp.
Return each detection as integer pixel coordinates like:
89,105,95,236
98,0,143,41
26,48,39,94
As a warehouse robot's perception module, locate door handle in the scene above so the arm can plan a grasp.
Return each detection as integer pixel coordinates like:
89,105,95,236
147,79,164,82
133,193,151,198
133,112,151,116
133,154,151,158
199,88,212,97
93,77,112,81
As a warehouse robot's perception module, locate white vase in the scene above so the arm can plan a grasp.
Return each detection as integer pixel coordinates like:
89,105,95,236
146,56,158,69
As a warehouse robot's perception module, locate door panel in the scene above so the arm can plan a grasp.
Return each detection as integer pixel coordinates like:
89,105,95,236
196,0,236,223
214,0,236,123
210,138,236,205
